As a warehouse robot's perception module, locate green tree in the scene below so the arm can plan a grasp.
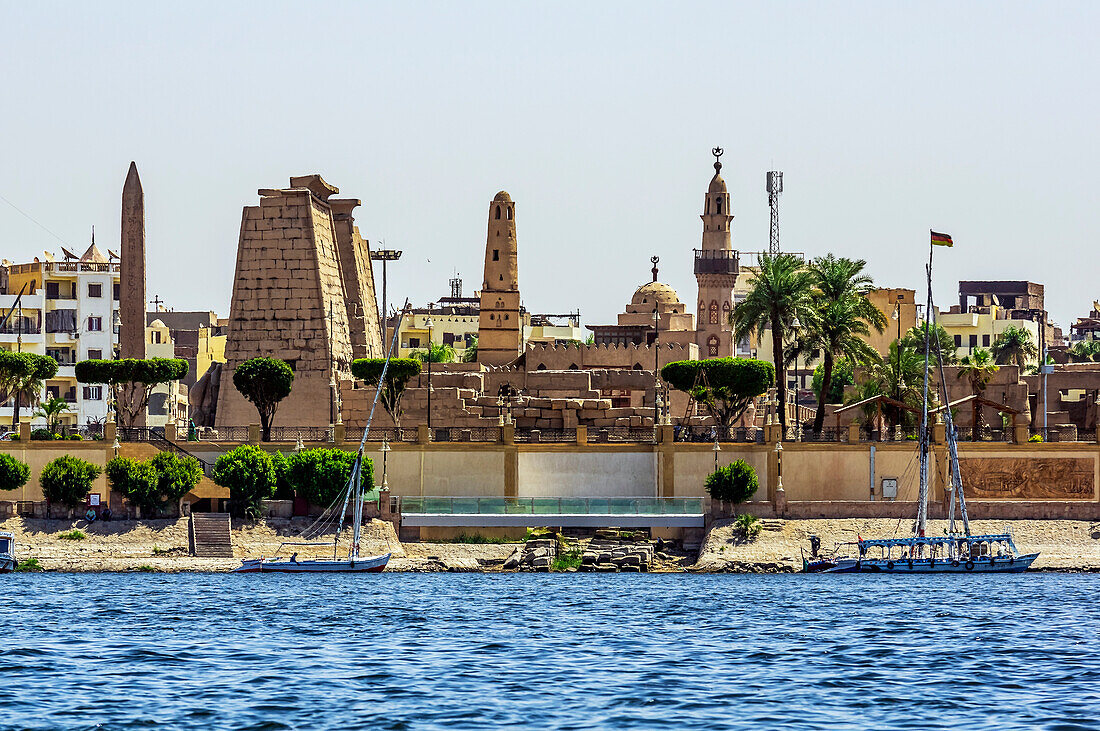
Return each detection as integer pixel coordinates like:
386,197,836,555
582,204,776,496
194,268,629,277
351,358,423,427
0,453,31,493
991,325,1039,370
812,357,855,404
901,322,958,365
270,450,294,499
956,348,999,438
462,334,479,363
1067,340,1100,363
410,342,456,364
852,341,932,430
704,459,758,503
75,358,189,429
105,457,159,514
729,253,816,434
33,396,71,433
212,445,277,518
148,452,203,506
798,254,886,432
661,358,774,434
230,357,294,442
40,455,102,508
286,448,374,506
0,351,59,427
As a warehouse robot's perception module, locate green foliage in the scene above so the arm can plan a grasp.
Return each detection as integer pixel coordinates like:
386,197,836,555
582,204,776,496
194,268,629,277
1067,339,1100,363
661,358,773,431
0,453,30,492
584,333,595,346
75,358,189,428
149,452,203,504
270,451,294,499
730,253,817,433
40,455,101,508
734,513,762,540
33,396,71,433
351,358,423,427
410,342,456,364
232,358,294,441
135,565,157,572
1029,433,1044,443
852,340,935,429
212,445,277,518
15,557,42,572
69,434,83,441
285,448,373,506
31,428,55,441
108,452,203,516
441,533,514,544
0,351,58,426
812,357,854,404
704,459,759,503
462,334,479,363
551,549,583,571
901,323,958,365
58,529,86,541
991,325,1039,370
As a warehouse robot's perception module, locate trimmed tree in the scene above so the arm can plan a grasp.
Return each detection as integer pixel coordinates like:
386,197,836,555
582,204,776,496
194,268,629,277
105,457,159,514
231,357,294,442
149,452,203,505
351,358,422,427
286,448,374,506
75,358,189,429
213,445,277,518
40,455,102,508
661,358,774,435
705,459,759,503
0,351,59,427
0,453,31,493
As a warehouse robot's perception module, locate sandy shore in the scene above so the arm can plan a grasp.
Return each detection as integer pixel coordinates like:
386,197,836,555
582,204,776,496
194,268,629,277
4,516,1099,573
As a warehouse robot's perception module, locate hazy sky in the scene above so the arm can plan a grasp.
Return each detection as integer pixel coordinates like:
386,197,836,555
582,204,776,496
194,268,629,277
2,1,1097,331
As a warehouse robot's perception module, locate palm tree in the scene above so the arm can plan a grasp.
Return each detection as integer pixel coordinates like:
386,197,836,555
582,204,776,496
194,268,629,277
991,325,1038,370
411,342,456,364
798,255,887,432
730,253,816,434
956,348,999,439
901,322,958,365
1067,339,1100,363
33,396,70,433
852,341,931,431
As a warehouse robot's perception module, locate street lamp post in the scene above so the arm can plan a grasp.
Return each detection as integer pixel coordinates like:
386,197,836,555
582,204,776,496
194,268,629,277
370,248,403,355
712,436,721,472
775,440,784,493
380,437,391,491
892,300,902,403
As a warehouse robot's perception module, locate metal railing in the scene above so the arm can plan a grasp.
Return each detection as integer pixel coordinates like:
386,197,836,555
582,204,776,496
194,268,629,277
799,427,846,443
149,432,216,478
267,426,334,443
362,427,420,442
398,496,704,516
1028,426,1077,443
514,428,577,443
672,426,763,443
954,427,1012,443
431,426,502,443
586,427,657,444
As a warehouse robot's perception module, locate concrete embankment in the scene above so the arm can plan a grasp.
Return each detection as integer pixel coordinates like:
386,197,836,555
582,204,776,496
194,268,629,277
4,516,1099,573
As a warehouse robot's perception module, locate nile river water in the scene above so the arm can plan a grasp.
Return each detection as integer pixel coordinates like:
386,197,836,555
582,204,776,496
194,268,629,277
2,573,1098,730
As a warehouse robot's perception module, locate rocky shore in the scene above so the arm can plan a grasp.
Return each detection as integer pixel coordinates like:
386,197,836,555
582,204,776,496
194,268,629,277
3,516,1098,573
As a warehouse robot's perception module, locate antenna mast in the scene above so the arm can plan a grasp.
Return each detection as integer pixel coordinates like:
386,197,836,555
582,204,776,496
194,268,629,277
766,171,783,254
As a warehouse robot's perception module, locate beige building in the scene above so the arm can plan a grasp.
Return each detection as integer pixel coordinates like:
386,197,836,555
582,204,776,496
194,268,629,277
939,305,1040,363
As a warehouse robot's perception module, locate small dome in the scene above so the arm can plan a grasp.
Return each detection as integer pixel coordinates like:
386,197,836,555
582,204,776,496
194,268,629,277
493,191,512,202
149,318,167,328
708,174,727,193
631,281,680,307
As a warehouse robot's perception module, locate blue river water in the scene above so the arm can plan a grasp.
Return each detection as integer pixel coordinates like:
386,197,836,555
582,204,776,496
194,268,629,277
2,573,1098,731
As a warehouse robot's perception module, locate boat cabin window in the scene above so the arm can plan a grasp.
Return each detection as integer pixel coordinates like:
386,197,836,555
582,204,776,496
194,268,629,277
0,538,9,553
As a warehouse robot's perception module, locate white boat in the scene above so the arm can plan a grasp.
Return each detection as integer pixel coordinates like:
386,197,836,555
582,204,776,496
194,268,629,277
0,531,14,573
233,304,410,575
804,232,1039,574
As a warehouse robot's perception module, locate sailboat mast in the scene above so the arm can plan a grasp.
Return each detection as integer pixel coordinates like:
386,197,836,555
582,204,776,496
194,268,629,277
929,312,972,537
916,243,935,536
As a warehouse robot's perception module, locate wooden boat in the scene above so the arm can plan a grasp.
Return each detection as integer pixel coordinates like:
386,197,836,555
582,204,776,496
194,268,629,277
233,305,409,575
803,233,1039,574
0,531,14,573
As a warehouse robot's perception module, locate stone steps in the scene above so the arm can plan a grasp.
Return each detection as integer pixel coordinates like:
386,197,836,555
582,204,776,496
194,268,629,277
190,513,234,558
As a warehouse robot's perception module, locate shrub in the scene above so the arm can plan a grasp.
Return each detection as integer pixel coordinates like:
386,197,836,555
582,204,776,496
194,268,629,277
705,459,759,503
58,529,86,541
285,448,373,506
0,453,31,493
270,451,294,500
1029,434,1044,443
69,434,83,441
31,428,54,441
40,455,102,508
105,457,159,515
148,452,203,505
15,557,43,572
551,549,583,571
213,445,276,518
734,513,762,540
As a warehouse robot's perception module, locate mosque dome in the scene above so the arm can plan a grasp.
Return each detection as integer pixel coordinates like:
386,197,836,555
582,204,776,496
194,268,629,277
708,173,727,193
149,318,167,329
493,191,512,203
631,281,681,308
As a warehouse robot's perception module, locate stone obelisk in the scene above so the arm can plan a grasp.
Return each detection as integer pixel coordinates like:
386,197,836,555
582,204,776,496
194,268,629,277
121,161,147,425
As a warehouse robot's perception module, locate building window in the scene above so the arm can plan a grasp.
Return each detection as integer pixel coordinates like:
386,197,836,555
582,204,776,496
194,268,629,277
715,197,722,214
113,283,120,300
88,283,102,298
954,335,962,348
83,386,102,401
495,206,501,220
969,334,978,349
493,249,499,261
88,349,102,360
982,334,990,347
709,301,719,325
506,206,513,220
409,338,420,348
88,317,102,332
151,330,162,344
45,281,60,300
707,335,720,357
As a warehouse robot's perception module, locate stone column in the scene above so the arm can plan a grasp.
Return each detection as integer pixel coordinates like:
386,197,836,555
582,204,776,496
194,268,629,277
120,162,147,425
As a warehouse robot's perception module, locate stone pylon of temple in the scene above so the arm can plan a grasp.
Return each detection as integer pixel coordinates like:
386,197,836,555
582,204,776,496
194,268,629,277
694,150,737,359
477,191,522,366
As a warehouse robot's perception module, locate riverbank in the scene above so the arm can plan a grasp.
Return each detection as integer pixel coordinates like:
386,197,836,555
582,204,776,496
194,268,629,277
4,516,1099,572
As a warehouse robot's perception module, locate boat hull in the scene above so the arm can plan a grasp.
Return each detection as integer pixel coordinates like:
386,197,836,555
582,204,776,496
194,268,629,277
0,557,13,573
817,553,1039,574
233,553,390,574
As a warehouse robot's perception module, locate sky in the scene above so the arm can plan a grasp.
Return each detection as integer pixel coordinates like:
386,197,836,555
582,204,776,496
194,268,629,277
1,1,1097,332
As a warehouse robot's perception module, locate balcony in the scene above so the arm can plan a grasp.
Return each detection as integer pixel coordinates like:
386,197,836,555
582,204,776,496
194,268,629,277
693,249,739,276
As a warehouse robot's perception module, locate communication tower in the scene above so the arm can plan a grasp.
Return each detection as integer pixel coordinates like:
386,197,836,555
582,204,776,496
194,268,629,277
449,273,463,299
766,171,783,254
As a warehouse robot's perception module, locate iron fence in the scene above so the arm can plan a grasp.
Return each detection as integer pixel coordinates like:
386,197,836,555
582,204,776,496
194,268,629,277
515,428,577,443
587,426,656,444
1028,426,1077,443
267,426,334,443
953,427,1012,443
799,427,845,443
361,427,420,443
671,425,762,443
430,427,501,443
